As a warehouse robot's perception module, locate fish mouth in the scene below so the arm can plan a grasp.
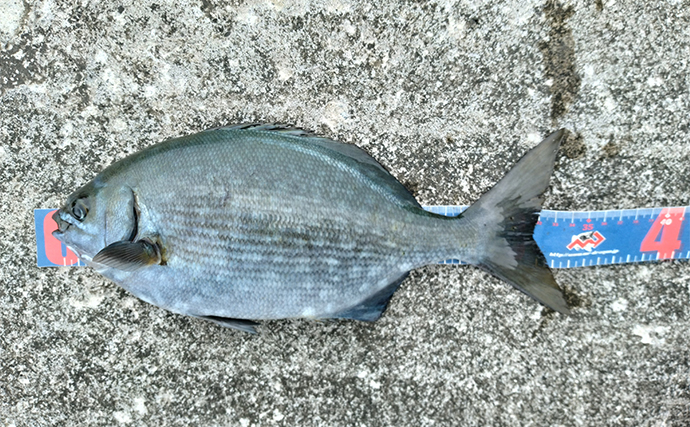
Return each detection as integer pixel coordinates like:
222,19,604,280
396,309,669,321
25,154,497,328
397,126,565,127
52,229,65,242
51,210,70,239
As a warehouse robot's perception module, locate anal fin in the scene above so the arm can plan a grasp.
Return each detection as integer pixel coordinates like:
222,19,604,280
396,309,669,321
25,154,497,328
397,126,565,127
332,272,409,322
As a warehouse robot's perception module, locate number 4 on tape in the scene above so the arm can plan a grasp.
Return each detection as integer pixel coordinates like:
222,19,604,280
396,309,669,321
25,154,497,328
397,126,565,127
640,207,685,259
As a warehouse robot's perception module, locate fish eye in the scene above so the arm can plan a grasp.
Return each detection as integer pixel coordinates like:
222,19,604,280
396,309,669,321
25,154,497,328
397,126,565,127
71,200,88,221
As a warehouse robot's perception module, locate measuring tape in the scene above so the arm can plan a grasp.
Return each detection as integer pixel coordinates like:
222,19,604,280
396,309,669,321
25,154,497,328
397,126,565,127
34,207,689,268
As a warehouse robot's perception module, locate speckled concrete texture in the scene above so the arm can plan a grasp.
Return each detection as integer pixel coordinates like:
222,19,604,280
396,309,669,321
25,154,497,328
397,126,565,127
2,0,689,425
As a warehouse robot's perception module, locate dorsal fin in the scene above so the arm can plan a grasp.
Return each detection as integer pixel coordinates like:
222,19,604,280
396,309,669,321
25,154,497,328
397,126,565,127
210,124,422,209
208,123,385,169
208,123,313,137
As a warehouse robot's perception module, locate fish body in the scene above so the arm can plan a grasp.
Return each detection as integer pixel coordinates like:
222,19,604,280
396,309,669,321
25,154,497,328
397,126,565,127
53,125,569,332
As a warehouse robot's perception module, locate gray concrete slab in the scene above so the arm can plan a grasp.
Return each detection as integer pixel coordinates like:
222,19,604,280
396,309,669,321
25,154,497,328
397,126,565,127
1,0,689,425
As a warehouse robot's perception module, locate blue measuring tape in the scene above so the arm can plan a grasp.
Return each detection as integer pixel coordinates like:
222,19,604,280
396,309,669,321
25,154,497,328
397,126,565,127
35,207,689,268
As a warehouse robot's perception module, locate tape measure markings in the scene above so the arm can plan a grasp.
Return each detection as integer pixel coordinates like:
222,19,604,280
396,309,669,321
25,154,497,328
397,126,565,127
535,206,688,268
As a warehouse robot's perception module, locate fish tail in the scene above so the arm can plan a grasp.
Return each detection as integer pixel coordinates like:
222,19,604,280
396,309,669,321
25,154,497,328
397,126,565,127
462,130,570,314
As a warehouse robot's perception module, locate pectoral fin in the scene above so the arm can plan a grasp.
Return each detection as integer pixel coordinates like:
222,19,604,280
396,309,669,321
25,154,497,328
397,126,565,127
93,239,162,271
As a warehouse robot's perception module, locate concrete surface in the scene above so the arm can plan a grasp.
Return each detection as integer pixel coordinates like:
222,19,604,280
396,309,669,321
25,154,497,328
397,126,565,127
1,0,689,425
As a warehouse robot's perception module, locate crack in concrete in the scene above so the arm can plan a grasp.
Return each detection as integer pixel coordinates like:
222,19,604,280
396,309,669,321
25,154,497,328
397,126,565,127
539,0,581,123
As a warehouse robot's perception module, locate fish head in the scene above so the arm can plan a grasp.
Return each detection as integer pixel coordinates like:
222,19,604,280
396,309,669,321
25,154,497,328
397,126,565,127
52,180,136,263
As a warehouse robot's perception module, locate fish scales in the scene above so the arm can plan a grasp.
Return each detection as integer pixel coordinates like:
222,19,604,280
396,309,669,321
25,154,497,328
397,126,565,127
53,125,570,332
133,129,460,319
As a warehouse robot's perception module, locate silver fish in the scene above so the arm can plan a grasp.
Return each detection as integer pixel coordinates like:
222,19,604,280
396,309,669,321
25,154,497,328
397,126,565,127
53,124,569,333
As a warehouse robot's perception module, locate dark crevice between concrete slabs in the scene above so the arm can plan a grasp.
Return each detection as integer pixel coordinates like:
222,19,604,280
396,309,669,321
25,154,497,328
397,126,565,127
539,0,581,124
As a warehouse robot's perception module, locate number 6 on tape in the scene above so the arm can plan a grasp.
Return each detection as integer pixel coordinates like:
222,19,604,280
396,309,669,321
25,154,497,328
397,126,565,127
35,209,82,267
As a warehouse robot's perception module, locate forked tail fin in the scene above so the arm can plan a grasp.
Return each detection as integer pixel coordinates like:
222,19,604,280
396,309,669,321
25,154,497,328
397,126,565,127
463,130,570,314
